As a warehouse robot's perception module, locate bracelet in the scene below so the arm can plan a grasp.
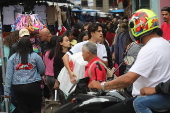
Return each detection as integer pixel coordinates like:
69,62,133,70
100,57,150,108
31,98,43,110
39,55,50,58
101,82,106,90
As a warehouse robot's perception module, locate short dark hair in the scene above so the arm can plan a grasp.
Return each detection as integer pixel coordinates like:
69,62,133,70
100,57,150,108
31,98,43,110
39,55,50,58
84,22,92,27
64,30,72,37
161,6,170,13
78,31,88,43
74,16,79,20
88,22,103,39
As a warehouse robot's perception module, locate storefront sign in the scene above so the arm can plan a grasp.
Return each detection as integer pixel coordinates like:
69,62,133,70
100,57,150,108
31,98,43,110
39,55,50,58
88,0,94,6
74,0,81,5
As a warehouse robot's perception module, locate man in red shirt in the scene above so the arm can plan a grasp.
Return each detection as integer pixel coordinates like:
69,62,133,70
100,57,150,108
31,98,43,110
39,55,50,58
82,42,107,83
161,6,170,40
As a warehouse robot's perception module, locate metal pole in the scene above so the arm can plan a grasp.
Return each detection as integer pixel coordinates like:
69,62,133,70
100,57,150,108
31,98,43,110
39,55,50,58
136,0,140,10
0,7,10,113
0,9,5,88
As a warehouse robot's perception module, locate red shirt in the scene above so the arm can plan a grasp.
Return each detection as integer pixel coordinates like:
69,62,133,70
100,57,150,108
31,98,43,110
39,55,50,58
105,32,115,46
85,57,107,82
161,22,170,40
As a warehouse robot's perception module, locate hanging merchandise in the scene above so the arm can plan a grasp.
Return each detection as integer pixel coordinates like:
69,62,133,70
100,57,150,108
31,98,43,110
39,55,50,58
11,13,45,55
57,26,67,36
11,13,46,32
2,5,15,25
46,5,55,25
33,4,46,20
13,5,24,19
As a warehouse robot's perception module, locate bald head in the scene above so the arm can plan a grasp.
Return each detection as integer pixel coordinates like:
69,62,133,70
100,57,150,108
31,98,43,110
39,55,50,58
40,28,50,35
39,28,52,42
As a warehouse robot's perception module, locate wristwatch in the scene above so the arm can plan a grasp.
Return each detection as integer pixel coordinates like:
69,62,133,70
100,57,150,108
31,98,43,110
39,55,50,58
101,82,106,90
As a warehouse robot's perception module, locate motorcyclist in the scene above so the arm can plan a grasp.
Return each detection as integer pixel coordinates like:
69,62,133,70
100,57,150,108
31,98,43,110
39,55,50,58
88,9,170,113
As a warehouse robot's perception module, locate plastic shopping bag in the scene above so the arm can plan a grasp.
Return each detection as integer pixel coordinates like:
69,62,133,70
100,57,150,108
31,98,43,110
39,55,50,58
58,52,88,96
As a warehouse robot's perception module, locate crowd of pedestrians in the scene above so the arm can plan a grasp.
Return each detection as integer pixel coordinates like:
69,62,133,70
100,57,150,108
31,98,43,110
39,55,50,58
0,6,170,113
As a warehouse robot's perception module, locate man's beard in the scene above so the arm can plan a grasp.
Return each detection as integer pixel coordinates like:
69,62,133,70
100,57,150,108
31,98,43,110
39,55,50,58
163,18,167,22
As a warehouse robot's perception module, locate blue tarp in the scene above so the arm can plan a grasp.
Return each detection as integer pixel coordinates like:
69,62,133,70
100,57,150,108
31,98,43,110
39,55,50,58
108,9,124,13
72,9,100,12
73,6,82,10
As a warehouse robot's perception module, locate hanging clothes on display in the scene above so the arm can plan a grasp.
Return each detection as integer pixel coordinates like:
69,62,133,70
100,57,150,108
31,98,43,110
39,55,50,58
2,5,15,31
55,5,63,31
1,1,73,34
46,5,56,34
13,13,45,32
67,6,72,27
61,6,71,30
56,26,67,36
46,5,55,25
33,4,47,20
2,5,15,25
13,5,24,19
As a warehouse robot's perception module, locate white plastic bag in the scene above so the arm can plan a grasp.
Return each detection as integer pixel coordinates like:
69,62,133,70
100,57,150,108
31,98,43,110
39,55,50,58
58,52,88,96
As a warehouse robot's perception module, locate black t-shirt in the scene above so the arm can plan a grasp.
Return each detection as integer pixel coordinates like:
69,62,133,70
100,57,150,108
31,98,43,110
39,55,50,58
53,52,66,79
40,41,50,55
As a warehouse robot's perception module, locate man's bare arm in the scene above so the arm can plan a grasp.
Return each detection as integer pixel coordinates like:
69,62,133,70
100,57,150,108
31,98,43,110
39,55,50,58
104,72,140,90
88,72,140,90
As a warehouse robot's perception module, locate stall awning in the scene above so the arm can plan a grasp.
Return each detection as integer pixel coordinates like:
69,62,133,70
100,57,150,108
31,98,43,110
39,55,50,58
72,9,100,12
108,9,124,13
0,0,74,5
73,5,82,10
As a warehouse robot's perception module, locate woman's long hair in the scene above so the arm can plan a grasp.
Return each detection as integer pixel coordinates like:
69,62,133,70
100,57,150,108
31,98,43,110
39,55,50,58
54,35,65,58
3,30,19,47
17,37,33,64
48,35,57,60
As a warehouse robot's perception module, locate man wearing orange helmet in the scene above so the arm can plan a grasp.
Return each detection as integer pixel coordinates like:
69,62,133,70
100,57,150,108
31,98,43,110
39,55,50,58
88,9,170,113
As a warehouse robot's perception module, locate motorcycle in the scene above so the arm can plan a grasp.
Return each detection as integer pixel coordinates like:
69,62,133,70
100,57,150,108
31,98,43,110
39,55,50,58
54,77,131,113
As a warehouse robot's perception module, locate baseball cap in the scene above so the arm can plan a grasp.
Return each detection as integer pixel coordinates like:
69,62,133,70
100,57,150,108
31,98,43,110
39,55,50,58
19,29,30,37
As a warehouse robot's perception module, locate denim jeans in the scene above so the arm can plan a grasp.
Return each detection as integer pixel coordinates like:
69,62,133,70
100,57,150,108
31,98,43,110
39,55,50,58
133,94,170,113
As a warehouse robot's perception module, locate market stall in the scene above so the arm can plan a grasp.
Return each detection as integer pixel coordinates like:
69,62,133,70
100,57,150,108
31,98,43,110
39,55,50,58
0,0,74,112
72,8,100,22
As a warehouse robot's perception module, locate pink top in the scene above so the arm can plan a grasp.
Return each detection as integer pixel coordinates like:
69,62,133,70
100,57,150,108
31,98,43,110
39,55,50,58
43,50,54,76
161,22,170,40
